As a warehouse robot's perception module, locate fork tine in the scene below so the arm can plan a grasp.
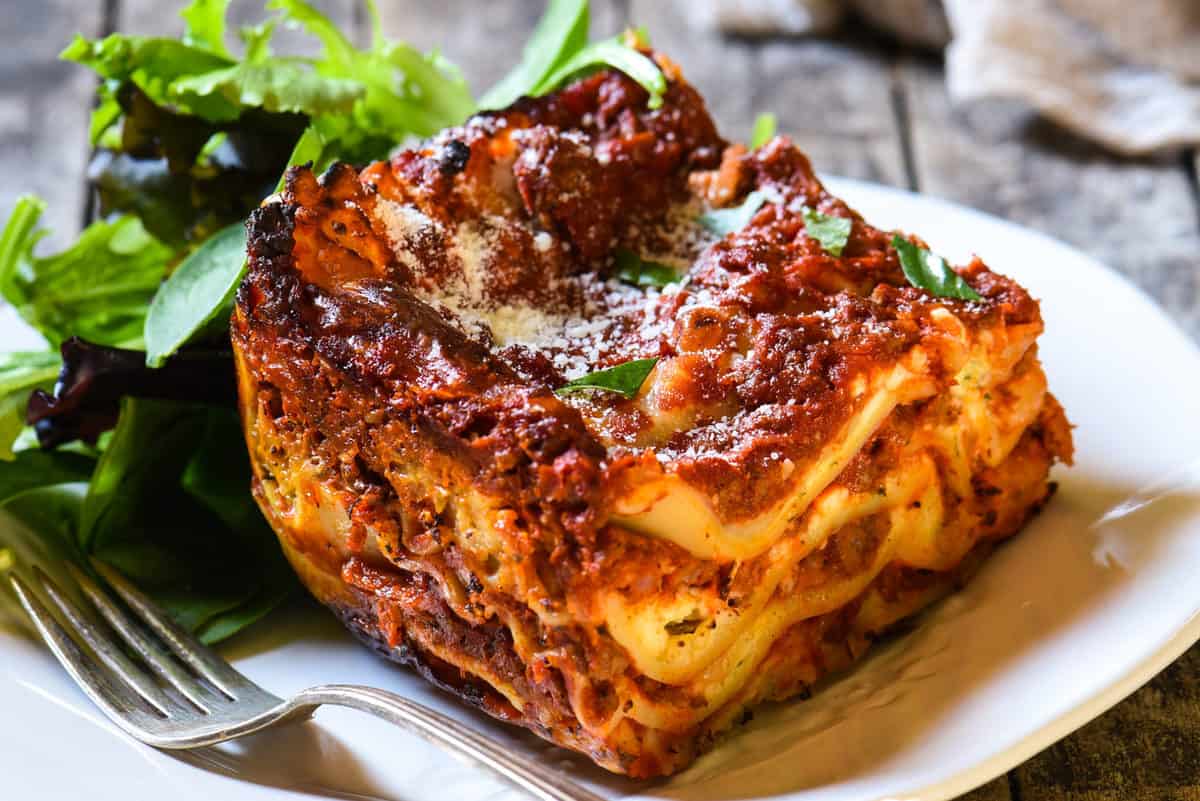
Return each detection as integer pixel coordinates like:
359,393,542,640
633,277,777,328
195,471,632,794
90,559,248,699
9,573,161,727
67,562,218,712
31,566,175,717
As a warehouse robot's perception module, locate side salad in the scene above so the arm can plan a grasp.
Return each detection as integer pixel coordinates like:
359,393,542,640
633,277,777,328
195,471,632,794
0,0,664,642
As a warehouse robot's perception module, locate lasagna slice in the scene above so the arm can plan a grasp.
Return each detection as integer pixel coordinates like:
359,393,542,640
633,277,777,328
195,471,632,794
232,53,1073,777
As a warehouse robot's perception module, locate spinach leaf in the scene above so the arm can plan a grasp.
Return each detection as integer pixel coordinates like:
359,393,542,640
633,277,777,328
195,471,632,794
615,248,678,288
535,35,666,110
0,196,172,349
751,112,776,148
892,235,982,301
698,188,774,236
77,398,292,641
556,358,658,399
801,205,852,257
144,222,246,367
0,484,91,626
482,0,664,110
479,0,589,109
0,450,95,503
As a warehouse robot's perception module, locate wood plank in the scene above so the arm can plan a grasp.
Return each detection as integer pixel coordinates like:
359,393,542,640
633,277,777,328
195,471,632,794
115,0,358,49
900,52,1200,342
374,0,906,187
1015,644,1200,801
899,52,1200,801
0,0,105,249
630,0,907,186
961,776,1016,801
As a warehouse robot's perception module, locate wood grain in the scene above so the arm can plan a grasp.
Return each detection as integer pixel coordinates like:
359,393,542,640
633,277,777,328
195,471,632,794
897,50,1200,800
115,0,359,48
630,0,907,186
0,0,104,249
899,52,1200,340
1,3,1197,800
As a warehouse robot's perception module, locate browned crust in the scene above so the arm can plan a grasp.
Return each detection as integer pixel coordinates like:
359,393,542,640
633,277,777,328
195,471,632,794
231,57,1073,777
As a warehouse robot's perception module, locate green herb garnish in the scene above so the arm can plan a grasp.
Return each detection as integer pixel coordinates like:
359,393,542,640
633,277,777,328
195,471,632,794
615,248,679,288
750,112,776,148
556,358,659,399
892,235,982,301
698,188,774,236
801,206,852,257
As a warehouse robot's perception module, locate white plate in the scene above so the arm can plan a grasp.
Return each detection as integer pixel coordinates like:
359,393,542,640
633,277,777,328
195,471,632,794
2,177,1199,801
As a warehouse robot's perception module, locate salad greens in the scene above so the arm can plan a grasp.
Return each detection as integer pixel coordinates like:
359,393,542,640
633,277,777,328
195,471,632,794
0,352,62,460
0,0,667,642
0,196,170,350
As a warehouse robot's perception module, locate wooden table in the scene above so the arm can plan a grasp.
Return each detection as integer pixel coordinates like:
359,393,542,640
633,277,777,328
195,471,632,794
3,1,1198,798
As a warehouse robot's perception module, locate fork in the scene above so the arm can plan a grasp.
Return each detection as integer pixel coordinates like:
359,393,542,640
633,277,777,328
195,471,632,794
7,560,605,801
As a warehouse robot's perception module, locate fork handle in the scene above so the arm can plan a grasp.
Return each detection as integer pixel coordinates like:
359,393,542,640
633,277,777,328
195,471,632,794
284,684,609,801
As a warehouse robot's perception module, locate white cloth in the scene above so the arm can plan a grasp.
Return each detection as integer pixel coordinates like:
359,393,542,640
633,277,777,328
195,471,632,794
703,0,1200,155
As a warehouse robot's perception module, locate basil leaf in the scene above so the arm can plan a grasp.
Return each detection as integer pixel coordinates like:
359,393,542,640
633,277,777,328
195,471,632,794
480,0,590,110
556,358,658,399
698,189,773,236
801,206,852,257
615,248,678,288
751,112,776,148
892,235,982,301
144,222,247,367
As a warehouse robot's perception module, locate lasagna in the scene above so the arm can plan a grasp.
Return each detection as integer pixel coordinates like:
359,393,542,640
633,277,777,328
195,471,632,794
231,53,1073,777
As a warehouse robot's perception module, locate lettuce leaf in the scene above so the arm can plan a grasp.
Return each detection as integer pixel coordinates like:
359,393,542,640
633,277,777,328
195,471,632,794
0,351,62,460
0,196,171,350
61,34,240,121
181,0,233,57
